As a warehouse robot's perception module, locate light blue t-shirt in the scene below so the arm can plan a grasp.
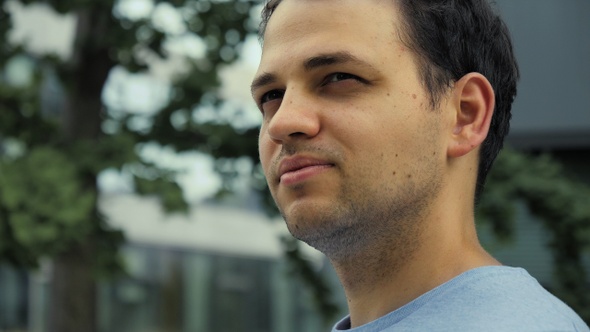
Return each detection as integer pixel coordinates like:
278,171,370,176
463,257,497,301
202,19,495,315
332,266,589,332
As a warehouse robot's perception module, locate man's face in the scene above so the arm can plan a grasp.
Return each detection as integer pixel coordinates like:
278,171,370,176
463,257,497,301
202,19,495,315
253,0,448,256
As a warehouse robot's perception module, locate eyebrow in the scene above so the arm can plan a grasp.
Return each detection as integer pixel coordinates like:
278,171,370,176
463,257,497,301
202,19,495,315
250,72,278,97
250,51,375,96
303,51,373,71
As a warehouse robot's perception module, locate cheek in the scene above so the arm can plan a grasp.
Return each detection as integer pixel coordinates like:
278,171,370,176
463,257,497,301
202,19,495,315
258,133,275,171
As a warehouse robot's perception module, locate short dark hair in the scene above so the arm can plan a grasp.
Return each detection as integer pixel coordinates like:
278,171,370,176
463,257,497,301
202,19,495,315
258,0,519,202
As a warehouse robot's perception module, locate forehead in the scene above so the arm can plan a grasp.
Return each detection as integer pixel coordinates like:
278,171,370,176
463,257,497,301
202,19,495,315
264,0,398,31
257,0,403,73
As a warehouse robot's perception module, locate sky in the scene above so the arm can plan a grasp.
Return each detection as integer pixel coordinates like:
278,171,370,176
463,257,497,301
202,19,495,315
6,0,263,203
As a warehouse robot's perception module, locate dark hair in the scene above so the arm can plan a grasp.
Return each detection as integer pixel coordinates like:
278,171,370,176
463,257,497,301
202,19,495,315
259,0,519,202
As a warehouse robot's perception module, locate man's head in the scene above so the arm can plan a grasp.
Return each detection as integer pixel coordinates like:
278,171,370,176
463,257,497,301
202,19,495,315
258,0,519,201
252,0,517,261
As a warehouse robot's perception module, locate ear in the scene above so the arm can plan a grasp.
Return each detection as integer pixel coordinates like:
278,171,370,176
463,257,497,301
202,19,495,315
447,73,495,158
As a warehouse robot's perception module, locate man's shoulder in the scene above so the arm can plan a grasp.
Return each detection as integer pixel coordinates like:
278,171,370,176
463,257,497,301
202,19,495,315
401,266,589,331
333,266,589,332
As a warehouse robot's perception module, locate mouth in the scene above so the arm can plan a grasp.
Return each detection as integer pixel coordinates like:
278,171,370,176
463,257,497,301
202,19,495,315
278,156,334,186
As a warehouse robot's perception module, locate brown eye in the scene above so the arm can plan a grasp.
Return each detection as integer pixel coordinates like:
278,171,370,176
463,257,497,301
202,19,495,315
328,73,357,82
323,72,363,85
260,90,284,105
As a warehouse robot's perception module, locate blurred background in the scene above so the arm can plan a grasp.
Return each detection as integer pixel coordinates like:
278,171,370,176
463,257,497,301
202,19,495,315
0,0,588,331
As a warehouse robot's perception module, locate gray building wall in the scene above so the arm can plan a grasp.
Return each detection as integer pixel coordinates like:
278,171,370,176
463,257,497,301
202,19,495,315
496,0,590,149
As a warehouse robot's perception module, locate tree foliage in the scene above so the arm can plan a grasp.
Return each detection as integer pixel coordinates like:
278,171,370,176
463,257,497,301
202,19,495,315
0,1,260,331
478,148,590,322
0,0,258,270
0,146,95,264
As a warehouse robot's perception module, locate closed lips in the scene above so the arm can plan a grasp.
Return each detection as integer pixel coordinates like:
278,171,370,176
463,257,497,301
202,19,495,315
278,157,334,182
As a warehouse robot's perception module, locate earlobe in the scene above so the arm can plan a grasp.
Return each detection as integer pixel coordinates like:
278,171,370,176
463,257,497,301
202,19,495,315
447,73,495,158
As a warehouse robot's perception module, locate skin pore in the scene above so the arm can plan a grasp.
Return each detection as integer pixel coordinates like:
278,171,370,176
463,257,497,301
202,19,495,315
254,0,500,327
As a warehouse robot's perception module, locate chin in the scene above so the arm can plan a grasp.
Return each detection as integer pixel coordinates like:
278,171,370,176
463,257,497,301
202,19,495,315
283,210,354,258
283,210,326,240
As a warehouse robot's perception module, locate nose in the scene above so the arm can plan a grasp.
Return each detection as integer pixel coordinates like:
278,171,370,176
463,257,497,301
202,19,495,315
266,91,321,144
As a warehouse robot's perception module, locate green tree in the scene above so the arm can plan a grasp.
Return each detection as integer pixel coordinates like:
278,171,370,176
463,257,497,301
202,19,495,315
0,1,261,331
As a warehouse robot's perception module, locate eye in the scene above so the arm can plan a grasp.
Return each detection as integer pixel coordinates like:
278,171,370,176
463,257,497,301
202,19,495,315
323,72,361,85
260,89,284,104
259,89,284,114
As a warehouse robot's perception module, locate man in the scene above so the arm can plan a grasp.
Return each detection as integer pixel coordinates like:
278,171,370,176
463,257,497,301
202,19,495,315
251,0,589,330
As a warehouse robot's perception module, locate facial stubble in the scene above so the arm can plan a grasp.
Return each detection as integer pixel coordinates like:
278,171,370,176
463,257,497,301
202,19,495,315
278,148,443,271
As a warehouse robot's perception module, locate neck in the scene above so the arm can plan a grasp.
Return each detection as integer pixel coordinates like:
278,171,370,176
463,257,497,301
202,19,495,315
330,204,500,328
